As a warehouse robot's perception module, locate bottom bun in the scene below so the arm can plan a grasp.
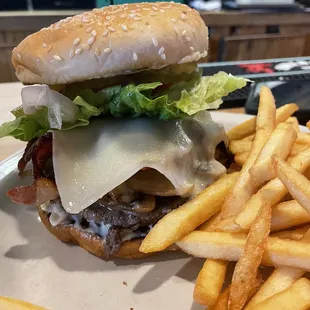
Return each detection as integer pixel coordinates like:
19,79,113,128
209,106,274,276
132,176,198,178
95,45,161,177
37,207,176,259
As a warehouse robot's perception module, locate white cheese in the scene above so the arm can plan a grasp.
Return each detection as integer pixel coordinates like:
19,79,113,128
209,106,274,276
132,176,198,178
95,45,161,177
52,111,226,214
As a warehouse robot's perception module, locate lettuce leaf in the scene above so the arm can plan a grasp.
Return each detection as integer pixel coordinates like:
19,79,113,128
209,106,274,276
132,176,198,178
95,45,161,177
0,72,247,141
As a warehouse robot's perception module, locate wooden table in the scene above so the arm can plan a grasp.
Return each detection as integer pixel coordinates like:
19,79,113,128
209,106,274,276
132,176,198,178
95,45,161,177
0,82,244,162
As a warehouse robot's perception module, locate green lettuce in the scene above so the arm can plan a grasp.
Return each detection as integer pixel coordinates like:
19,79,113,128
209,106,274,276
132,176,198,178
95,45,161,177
0,71,247,141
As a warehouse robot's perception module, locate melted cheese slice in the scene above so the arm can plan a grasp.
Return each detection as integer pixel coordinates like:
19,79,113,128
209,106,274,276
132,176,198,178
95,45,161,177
52,111,227,213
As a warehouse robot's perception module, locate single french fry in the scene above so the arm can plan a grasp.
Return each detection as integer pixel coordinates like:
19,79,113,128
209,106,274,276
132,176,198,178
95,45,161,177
272,155,310,214
285,116,300,133
234,152,248,167
211,216,243,233
249,123,297,187
209,287,230,310
194,259,228,306
234,147,310,230
296,133,310,145
271,200,310,231
176,231,310,271
0,297,46,310
271,225,310,240
221,87,276,219
139,172,239,253
248,278,310,310
227,103,298,141
229,203,271,310
290,143,308,156
229,140,252,154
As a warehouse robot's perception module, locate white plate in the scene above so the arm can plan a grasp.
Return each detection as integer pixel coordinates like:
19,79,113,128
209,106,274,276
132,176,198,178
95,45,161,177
0,112,305,310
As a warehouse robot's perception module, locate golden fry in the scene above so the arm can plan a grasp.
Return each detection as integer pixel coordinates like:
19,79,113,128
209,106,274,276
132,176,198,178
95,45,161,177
0,297,46,310
176,231,310,271
221,86,276,219
249,123,297,187
194,259,227,306
271,200,310,231
209,287,230,310
234,152,248,167
229,140,252,154
229,203,271,310
139,172,239,253
272,155,310,214
271,226,310,240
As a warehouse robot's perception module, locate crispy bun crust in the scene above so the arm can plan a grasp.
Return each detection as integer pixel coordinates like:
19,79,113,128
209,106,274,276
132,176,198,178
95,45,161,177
12,2,208,85
37,207,178,259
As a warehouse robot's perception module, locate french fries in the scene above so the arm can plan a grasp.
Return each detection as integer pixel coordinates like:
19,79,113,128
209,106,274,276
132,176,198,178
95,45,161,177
248,278,310,310
229,139,252,154
246,228,310,308
199,212,221,232
234,152,248,167
139,172,239,253
272,155,310,214
285,116,300,133
234,147,310,230
221,86,276,219
227,103,298,141
249,123,297,187
193,259,227,306
176,231,310,271
0,297,46,310
271,200,310,231
296,133,310,145
229,203,271,310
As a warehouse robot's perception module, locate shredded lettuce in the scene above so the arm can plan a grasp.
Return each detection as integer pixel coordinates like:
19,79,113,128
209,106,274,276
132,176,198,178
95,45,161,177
0,71,247,141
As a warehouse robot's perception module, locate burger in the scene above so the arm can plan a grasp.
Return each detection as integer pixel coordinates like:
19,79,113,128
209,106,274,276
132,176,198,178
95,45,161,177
0,2,246,259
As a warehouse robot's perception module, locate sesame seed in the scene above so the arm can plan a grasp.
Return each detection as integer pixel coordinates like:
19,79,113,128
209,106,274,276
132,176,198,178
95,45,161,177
88,36,96,45
160,9,165,13
185,36,191,42
182,30,187,36
47,45,52,52
42,43,47,48
82,44,90,50
69,50,75,58
95,48,101,56
16,53,22,60
106,15,112,20
102,29,109,37
171,18,176,23
190,46,195,52
86,27,93,33
121,13,127,18
133,53,138,61
158,47,165,55
104,47,112,54
121,24,128,32
143,7,150,10
181,13,187,20
91,30,97,36
161,53,166,60
108,26,115,32
152,37,158,47
104,21,111,26
75,48,83,55
129,13,135,18
136,4,141,7
152,6,158,10
73,38,80,45
131,9,136,13
53,55,62,61
134,17,142,21
98,22,103,27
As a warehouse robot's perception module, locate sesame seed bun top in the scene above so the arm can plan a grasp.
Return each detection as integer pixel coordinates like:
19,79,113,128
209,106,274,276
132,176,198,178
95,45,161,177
12,2,209,85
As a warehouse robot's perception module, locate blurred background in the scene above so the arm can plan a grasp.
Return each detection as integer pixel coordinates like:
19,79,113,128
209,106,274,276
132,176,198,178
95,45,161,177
0,0,309,84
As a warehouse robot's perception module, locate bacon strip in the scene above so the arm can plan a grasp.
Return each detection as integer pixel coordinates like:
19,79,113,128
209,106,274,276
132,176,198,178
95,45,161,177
7,178,59,206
